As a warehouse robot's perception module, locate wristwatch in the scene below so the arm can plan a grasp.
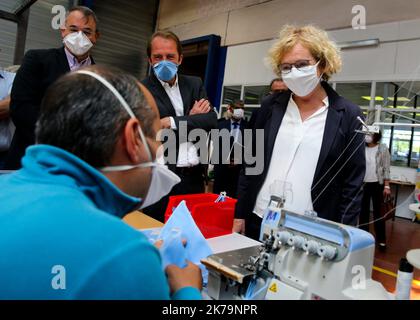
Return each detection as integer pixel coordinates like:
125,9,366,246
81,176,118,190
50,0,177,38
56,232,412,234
384,186,391,190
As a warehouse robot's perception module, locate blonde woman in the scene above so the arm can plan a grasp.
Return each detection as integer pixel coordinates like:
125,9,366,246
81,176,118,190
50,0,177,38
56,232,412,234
233,25,365,239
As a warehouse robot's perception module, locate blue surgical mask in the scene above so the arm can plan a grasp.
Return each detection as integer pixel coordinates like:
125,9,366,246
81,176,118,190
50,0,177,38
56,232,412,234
153,60,178,82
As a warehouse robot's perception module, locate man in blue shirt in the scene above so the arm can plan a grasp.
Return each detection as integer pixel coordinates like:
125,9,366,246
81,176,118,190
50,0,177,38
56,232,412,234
0,65,202,299
0,62,16,168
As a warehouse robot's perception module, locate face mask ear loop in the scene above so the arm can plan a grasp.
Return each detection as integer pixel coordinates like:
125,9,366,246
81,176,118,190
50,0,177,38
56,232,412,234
75,70,153,162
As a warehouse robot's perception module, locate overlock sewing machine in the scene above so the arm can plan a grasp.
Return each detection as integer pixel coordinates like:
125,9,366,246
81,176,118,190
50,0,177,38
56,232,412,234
201,195,391,300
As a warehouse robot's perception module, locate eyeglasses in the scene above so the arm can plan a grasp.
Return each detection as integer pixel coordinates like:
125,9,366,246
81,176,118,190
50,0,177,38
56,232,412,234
279,59,316,74
68,27,94,37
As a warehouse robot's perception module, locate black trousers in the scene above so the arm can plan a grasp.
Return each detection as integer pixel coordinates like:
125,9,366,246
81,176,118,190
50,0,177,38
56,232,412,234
245,212,263,241
142,166,205,222
213,164,242,198
360,182,386,243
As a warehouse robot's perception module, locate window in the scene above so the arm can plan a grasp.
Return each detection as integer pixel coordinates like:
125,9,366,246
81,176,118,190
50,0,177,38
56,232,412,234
335,81,420,168
222,86,241,105
411,129,420,168
221,80,420,168
335,82,372,121
335,82,372,107
243,85,270,105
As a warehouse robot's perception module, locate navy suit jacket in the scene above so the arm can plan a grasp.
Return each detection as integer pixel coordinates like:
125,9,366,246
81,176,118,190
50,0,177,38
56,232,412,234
214,118,248,164
235,82,366,226
141,73,217,172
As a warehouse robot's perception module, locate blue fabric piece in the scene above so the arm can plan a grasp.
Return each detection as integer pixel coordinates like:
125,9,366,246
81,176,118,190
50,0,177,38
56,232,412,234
140,228,162,244
158,201,213,282
160,228,187,269
0,145,201,300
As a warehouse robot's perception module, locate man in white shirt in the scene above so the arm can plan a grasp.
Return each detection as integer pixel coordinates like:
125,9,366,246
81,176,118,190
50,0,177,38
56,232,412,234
141,31,217,221
213,100,248,198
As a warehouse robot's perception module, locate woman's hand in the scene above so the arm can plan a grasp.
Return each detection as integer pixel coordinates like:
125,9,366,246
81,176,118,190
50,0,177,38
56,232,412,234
232,219,245,234
383,186,391,198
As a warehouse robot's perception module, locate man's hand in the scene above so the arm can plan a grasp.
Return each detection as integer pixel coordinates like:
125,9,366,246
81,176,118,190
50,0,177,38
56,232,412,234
160,117,172,129
166,261,203,294
154,240,164,249
189,99,211,115
232,219,245,234
154,238,187,249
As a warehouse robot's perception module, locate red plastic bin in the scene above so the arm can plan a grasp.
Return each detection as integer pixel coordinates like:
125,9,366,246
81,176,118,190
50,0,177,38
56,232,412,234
164,193,237,239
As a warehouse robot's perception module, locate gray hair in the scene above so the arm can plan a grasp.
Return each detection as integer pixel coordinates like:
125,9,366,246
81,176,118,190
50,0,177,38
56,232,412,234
36,65,156,167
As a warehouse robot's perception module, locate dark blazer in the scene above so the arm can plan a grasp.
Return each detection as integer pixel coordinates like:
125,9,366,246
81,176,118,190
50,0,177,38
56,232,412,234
213,118,248,197
6,47,94,169
213,118,248,164
141,72,217,171
235,81,366,226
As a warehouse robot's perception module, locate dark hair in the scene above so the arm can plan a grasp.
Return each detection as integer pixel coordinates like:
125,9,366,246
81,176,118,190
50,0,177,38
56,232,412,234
229,99,245,109
269,78,283,89
372,131,382,144
147,31,183,58
68,6,99,32
36,65,156,167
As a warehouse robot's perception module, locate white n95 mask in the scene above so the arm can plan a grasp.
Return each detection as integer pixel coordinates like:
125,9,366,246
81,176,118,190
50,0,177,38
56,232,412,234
100,155,181,209
282,62,322,97
63,31,93,56
75,70,181,209
233,108,244,120
365,135,373,144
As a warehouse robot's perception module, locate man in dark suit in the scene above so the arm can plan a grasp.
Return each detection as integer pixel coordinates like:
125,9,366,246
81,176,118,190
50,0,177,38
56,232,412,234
141,31,217,222
248,78,288,129
213,100,248,198
5,6,99,169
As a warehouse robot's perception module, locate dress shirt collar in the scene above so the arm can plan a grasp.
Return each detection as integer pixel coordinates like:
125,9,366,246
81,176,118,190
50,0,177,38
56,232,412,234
64,47,92,70
158,74,179,89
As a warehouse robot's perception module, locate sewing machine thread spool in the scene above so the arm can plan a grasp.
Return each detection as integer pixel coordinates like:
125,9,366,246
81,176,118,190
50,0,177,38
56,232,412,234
287,235,305,249
317,245,337,260
277,231,293,245
303,240,321,255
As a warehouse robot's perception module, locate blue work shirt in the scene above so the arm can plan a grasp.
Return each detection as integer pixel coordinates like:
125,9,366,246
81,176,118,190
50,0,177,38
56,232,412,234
0,145,201,300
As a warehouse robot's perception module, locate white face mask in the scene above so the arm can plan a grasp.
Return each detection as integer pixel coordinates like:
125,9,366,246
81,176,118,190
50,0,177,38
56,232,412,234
282,62,322,97
101,154,181,209
75,70,181,209
63,31,93,57
232,108,244,120
365,135,373,144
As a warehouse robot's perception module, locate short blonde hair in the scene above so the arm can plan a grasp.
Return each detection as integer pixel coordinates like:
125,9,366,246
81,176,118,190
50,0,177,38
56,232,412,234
268,25,342,81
